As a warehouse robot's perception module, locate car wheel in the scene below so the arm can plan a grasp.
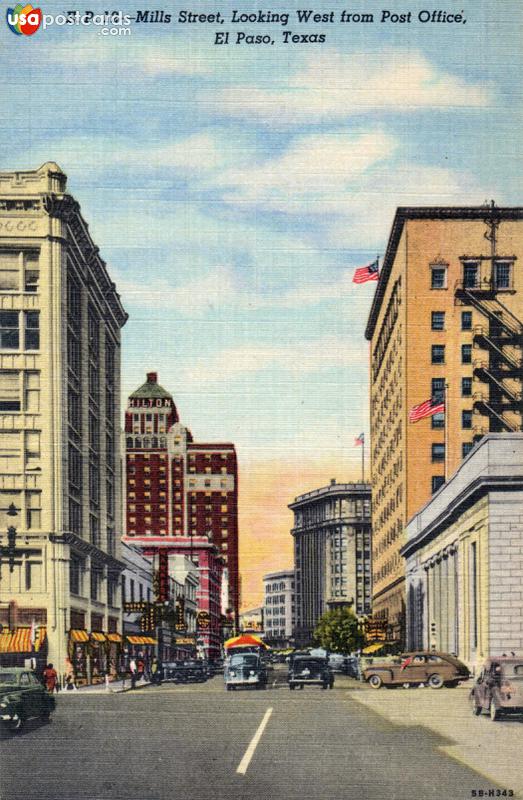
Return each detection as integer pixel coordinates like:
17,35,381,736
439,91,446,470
329,682,334,690
490,702,500,721
289,684,295,690
368,674,383,689
470,694,482,716
9,714,24,733
321,683,327,690
428,673,444,689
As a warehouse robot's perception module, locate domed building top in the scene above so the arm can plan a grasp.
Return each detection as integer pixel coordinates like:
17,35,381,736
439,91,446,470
130,372,173,400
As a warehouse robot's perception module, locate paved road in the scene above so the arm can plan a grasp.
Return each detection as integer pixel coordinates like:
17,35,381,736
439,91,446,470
0,675,505,800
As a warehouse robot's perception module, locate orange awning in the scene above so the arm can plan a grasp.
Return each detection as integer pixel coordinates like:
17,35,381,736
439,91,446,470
224,633,270,650
106,633,122,643
90,632,106,642
0,627,46,653
126,635,157,645
70,629,89,643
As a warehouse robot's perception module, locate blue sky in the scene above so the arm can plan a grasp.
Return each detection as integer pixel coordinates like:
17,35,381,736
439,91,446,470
1,0,522,600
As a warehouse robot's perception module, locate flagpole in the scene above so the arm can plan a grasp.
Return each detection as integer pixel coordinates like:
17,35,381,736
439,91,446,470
362,441,365,483
444,382,449,482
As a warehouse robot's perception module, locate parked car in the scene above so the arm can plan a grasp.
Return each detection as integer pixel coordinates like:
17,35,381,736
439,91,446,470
470,656,523,720
288,656,334,690
162,660,207,684
224,652,267,690
363,651,470,689
208,658,224,675
0,668,55,734
340,656,360,679
328,654,346,673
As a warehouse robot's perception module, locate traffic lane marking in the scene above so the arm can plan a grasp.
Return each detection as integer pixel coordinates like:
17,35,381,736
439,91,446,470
236,707,273,775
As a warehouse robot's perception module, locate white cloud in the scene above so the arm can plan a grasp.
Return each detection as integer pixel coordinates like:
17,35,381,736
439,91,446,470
211,49,491,123
46,41,211,76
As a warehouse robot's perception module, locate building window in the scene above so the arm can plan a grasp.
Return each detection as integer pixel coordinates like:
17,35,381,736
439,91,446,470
0,252,19,290
494,261,512,290
90,566,102,601
431,378,445,402
26,491,41,529
462,377,472,396
69,498,82,534
431,345,445,364
463,261,479,289
462,442,474,458
461,311,472,331
431,412,445,429
462,410,473,429
431,265,447,289
461,344,472,364
0,312,19,349
431,311,445,331
0,371,20,411
431,443,445,462
431,476,445,494
70,556,84,596
24,312,40,350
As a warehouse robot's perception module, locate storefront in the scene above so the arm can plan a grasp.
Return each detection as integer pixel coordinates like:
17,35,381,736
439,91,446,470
106,633,122,679
125,635,157,676
68,629,90,685
0,626,47,673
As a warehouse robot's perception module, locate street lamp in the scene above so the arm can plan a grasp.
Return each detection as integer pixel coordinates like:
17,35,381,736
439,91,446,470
0,504,19,580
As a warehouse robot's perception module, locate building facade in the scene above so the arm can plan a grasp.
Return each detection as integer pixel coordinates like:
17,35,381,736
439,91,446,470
402,434,523,671
0,163,127,684
366,205,523,644
290,480,372,646
122,372,238,658
263,569,294,646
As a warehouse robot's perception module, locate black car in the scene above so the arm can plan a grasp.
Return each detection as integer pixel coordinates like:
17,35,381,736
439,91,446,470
162,660,207,684
288,656,334,690
0,668,55,734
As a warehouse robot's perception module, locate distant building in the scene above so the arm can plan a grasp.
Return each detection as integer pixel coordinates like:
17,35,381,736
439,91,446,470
290,480,372,647
239,607,264,633
263,569,294,647
122,372,239,659
366,205,523,645
402,433,523,671
0,163,127,685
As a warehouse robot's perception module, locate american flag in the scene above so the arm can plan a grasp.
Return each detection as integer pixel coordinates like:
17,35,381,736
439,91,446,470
352,260,379,284
409,397,445,423
354,433,365,446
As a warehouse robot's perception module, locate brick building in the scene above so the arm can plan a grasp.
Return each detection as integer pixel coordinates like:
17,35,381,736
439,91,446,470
366,205,523,645
122,372,239,658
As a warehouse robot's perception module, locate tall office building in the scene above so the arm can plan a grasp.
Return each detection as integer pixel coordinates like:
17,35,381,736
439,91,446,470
263,569,295,647
122,372,239,657
0,163,127,683
290,480,372,647
366,204,523,644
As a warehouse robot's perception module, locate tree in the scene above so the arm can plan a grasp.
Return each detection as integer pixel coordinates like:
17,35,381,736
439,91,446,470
313,606,364,654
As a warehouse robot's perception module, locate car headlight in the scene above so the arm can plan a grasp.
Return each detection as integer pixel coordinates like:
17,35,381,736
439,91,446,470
0,702,7,708
230,670,236,677
249,670,255,675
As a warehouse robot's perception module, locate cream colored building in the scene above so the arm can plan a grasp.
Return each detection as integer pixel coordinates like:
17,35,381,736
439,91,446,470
365,205,523,644
0,163,127,684
402,434,523,671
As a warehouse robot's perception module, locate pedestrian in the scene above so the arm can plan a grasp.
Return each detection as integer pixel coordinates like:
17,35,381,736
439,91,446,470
64,658,77,691
137,655,145,683
129,657,138,689
151,657,162,686
43,663,58,693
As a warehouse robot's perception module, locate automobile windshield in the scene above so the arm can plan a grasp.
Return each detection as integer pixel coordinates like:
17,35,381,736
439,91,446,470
293,661,320,672
0,673,18,685
230,655,258,667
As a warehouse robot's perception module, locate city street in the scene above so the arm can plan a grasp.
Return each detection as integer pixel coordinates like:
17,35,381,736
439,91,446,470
0,672,514,800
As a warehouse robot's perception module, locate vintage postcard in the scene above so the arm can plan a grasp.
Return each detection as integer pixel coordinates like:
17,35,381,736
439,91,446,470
0,1,522,798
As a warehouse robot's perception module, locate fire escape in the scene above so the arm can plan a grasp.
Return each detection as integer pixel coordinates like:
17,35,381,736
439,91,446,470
455,203,523,441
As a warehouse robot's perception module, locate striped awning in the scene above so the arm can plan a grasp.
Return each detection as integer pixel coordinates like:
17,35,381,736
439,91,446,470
90,632,106,642
0,627,47,653
69,629,89,643
106,633,122,643
126,635,157,645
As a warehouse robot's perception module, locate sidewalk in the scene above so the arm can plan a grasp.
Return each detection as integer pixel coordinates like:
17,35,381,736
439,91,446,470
58,677,151,695
347,682,523,798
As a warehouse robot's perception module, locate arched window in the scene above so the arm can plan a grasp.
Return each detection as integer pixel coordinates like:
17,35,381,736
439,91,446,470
160,437,166,447
143,437,150,449
126,437,133,448
151,437,158,448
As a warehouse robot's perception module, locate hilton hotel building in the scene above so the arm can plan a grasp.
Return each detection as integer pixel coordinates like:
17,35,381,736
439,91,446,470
0,164,127,682
366,205,523,644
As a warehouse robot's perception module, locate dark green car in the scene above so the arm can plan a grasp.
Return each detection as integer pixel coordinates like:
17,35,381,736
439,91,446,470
0,668,55,734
